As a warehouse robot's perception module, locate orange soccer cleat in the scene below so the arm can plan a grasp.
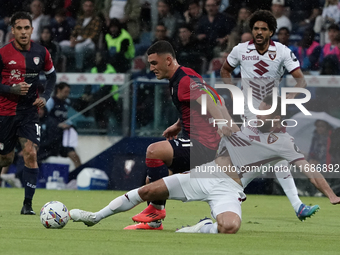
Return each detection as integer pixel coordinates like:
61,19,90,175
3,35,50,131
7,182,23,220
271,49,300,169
124,222,163,230
132,204,166,223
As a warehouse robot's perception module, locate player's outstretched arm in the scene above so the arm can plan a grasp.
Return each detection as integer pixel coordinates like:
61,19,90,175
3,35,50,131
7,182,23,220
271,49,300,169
294,159,340,204
162,118,182,140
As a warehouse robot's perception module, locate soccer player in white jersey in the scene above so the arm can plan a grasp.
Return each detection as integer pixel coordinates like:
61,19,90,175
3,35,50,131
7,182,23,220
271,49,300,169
69,95,340,234
220,10,317,220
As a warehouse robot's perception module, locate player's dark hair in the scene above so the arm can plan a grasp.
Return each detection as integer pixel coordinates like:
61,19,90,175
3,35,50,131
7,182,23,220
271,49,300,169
147,40,176,58
249,10,277,35
55,82,70,95
10,12,33,27
262,94,281,118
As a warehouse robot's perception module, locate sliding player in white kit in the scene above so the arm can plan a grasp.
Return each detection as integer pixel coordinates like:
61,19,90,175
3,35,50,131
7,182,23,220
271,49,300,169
220,10,318,220
69,95,340,234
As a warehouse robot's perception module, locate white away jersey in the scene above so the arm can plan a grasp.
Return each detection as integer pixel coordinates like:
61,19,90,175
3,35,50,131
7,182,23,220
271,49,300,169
226,40,300,119
218,125,305,177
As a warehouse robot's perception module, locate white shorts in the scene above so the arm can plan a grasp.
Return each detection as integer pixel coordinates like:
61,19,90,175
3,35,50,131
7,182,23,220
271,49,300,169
163,161,246,220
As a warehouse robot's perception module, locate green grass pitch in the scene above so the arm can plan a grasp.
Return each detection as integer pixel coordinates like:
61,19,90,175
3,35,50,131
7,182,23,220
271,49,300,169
1,188,339,255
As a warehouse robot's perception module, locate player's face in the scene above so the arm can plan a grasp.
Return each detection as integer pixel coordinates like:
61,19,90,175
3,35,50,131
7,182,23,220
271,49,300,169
148,53,170,80
256,102,279,133
252,21,273,46
12,19,33,48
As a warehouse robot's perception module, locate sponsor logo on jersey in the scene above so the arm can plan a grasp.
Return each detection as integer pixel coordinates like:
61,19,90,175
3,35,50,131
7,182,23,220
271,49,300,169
267,133,278,144
8,60,16,65
268,51,276,60
10,69,21,80
190,80,199,90
254,60,269,76
33,57,40,65
0,142,3,150
242,55,260,61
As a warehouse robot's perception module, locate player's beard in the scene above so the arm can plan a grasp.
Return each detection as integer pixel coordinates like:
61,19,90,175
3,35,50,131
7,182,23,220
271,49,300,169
257,120,272,133
254,36,269,47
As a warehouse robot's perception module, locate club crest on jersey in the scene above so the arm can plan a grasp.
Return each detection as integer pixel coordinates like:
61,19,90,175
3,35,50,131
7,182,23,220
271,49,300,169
268,51,276,60
33,57,40,65
267,133,278,144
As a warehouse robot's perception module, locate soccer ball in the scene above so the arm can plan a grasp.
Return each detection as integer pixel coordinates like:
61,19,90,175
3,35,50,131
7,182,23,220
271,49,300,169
40,201,70,229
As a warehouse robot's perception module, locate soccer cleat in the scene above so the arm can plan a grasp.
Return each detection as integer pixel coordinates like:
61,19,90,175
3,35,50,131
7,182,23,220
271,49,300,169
176,217,213,233
70,209,98,226
296,204,320,221
132,204,166,223
1,173,22,188
20,204,36,215
124,222,163,230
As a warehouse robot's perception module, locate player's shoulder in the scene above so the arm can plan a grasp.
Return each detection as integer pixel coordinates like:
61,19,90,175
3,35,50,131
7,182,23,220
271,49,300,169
273,41,291,53
31,41,48,52
0,41,14,53
233,41,251,51
176,66,203,83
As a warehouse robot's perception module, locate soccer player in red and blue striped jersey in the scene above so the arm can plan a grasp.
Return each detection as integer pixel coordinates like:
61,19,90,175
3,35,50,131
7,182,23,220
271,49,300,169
0,12,56,215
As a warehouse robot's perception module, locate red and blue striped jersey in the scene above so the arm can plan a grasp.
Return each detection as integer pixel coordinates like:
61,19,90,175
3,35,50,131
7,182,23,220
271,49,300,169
0,41,54,116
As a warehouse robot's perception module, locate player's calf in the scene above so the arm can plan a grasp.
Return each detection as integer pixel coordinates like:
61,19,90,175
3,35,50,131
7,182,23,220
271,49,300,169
138,179,169,202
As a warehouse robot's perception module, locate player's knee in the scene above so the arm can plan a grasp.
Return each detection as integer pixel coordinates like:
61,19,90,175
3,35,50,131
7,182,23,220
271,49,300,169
146,143,160,159
217,221,240,234
23,148,37,163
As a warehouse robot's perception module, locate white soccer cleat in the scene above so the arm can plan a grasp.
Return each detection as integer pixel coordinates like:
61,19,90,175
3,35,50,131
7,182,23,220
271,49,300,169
70,209,98,227
176,218,213,233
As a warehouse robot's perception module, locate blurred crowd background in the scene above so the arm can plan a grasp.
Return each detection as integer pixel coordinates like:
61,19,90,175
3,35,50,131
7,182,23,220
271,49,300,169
2,0,340,75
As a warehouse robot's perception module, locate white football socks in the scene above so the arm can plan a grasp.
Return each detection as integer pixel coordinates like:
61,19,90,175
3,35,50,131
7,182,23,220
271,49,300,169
274,161,302,212
150,202,165,210
200,222,218,234
95,188,144,221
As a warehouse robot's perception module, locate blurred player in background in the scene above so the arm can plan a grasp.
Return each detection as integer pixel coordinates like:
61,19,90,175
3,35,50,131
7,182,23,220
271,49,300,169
124,40,224,230
69,95,340,234
0,12,56,215
220,10,319,220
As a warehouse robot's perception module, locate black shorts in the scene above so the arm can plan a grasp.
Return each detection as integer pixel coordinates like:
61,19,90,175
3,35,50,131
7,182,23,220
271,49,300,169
168,138,217,174
0,114,40,155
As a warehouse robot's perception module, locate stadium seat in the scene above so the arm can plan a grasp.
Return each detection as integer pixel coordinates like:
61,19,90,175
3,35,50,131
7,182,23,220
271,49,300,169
207,57,224,74
132,56,147,73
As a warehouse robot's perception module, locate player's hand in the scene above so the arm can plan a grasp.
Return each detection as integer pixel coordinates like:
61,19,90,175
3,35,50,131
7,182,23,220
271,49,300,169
163,123,182,140
33,97,46,108
10,82,31,95
217,125,233,137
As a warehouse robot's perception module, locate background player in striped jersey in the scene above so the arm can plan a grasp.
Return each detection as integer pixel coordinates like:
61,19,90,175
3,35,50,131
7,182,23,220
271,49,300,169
220,10,318,220
124,40,224,230
69,95,340,234
0,12,56,215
